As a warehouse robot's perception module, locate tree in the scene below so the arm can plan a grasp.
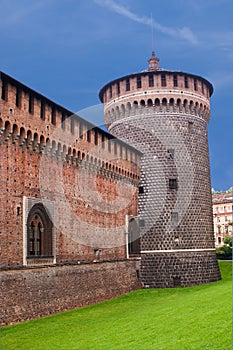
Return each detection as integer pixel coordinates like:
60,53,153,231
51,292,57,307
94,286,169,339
224,235,232,247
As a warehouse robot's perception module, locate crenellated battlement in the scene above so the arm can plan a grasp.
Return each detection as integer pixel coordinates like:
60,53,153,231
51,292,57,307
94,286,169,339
0,72,141,181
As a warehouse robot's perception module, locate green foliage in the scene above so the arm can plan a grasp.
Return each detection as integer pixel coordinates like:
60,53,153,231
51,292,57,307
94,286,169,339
224,235,232,247
216,244,232,259
1,261,232,350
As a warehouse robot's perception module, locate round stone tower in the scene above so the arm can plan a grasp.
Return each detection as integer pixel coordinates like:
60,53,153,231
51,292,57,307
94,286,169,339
99,52,221,288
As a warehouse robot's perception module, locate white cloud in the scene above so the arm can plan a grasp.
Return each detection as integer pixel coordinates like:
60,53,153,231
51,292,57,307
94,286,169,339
94,0,199,45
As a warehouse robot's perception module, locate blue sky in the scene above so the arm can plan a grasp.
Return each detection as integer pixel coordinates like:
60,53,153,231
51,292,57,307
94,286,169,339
1,0,232,191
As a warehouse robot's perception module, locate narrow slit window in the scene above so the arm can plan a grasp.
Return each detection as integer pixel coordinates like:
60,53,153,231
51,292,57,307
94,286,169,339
79,123,83,139
51,107,56,125
173,74,178,87
117,82,120,95
1,80,8,101
61,113,66,130
101,134,105,149
70,118,74,134
40,101,45,120
184,76,189,88
137,76,142,88
126,78,130,91
149,74,154,87
194,79,198,91
29,94,34,114
16,87,21,108
94,130,98,145
87,129,91,142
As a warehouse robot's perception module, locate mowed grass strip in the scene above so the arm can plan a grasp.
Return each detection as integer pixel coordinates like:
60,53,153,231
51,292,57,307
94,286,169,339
1,261,232,350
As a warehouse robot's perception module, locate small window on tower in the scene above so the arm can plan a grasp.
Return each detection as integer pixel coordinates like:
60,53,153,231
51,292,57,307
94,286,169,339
139,186,144,194
1,80,8,100
184,76,189,88
40,101,45,120
16,87,21,108
109,85,112,98
173,74,178,87
126,78,130,91
51,107,56,125
171,212,179,224
194,79,198,91
117,82,120,95
167,148,175,160
29,94,34,115
101,134,105,149
94,130,98,145
87,129,91,142
161,74,166,87
188,120,194,132
148,74,154,87
169,179,178,190
139,218,145,227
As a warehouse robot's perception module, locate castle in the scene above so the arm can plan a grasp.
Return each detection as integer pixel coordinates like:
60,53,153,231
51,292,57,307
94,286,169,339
0,53,220,325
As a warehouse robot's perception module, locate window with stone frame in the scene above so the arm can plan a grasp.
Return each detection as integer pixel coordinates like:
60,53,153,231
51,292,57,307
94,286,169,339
27,203,53,258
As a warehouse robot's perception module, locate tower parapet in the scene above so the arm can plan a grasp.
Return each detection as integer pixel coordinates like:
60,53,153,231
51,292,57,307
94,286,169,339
99,54,220,288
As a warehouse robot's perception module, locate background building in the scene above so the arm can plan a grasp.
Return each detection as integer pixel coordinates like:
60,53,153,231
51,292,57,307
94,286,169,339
212,191,233,247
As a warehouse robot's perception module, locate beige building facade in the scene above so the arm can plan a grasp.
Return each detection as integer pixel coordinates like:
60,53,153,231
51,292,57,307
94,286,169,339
212,191,233,247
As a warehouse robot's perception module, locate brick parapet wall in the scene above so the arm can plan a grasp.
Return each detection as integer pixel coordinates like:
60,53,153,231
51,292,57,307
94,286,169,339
1,259,141,326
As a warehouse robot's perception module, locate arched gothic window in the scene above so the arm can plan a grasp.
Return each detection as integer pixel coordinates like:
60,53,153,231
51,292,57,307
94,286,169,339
27,203,53,257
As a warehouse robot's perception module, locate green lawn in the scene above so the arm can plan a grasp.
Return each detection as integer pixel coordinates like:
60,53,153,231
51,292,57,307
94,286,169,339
1,261,232,350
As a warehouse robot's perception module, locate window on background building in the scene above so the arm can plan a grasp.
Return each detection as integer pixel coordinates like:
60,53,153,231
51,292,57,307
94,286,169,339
224,206,227,212
27,203,53,258
225,216,228,222
225,226,229,233
216,207,219,213
217,217,221,223
217,226,221,233
218,237,221,244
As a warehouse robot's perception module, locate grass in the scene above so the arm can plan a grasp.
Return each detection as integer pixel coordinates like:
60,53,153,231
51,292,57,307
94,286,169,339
1,261,232,350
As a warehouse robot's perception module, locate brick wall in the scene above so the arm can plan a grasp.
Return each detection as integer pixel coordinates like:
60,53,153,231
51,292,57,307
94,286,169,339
1,259,141,325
